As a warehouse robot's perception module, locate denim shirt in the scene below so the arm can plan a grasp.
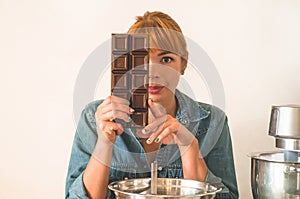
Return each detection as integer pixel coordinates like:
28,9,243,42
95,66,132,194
65,90,239,199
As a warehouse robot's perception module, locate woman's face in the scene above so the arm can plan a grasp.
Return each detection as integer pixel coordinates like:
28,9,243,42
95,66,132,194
148,49,186,104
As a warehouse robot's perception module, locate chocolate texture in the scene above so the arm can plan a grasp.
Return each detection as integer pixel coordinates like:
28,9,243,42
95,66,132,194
111,33,149,128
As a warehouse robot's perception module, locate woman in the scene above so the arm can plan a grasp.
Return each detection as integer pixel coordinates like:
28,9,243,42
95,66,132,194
65,11,239,199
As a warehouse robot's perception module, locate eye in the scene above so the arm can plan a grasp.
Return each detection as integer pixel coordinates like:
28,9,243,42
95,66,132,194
161,56,173,63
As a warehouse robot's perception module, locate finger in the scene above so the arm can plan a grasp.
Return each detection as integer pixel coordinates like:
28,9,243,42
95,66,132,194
106,126,116,135
96,97,113,121
146,117,180,144
97,95,130,113
113,110,132,122
175,125,195,146
97,104,132,122
151,122,194,146
101,110,131,122
111,103,135,115
140,115,166,136
99,98,133,114
111,95,130,105
145,117,171,144
100,103,134,118
135,131,150,138
115,123,124,136
100,96,113,106
104,122,124,135
153,125,176,144
97,98,133,122
148,98,166,118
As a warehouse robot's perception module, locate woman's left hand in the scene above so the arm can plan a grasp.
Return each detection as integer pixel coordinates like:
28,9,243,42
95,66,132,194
136,99,208,182
137,99,195,146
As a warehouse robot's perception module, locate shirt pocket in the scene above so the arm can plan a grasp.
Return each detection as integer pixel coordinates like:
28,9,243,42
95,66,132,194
167,164,183,178
195,127,208,147
195,127,208,138
109,163,137,182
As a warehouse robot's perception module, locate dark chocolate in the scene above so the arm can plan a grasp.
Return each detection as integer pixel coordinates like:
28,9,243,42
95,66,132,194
111,33,149,129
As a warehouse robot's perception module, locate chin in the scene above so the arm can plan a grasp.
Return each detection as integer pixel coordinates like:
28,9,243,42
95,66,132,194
148,94,160,102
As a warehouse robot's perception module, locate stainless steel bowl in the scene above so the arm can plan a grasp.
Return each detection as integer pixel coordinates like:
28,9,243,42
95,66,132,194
108,178,221,199
250,151,300,199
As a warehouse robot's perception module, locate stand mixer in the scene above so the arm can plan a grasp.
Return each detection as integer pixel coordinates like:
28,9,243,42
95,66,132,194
250,105,300,199
269,105,300,197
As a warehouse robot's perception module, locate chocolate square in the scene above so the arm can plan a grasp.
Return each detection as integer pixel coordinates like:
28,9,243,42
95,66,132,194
112,34,129,51
131,112,147,127
132,53,148,71
112,54,129,71
131,93,147,109
111,73,128,90
132,74,148,90
131,34,149,51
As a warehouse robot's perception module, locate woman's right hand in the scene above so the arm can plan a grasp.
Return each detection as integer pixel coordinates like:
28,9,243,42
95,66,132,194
95,96,134,144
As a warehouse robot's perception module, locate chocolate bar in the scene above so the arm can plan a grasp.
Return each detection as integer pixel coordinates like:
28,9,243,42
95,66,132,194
111,33,149,128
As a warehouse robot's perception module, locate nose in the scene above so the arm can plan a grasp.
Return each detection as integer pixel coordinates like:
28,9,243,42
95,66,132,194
148,62,160,80
148,53,162,81
148,56,155,78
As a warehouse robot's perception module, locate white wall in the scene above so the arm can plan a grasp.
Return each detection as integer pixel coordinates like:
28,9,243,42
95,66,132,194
1,0,300,198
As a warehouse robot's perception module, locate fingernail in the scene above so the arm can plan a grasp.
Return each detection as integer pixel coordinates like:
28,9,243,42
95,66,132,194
107,129,112,135
146,138,151,144
109,126,114,131
124,100,130,105
127,116,132,121
130,108,135,113
154,137,160,143
142,129,147,134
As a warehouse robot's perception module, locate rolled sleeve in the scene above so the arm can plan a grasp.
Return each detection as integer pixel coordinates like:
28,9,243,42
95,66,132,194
204,116,239,199
65,104,98,199
65,130,91,199
205,169,230,197
68,173,89,199
205,169,221,183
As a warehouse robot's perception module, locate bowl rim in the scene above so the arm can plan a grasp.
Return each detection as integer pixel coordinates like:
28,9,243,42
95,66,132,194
248,150,300,164
108,177,222,197
272,104,300,108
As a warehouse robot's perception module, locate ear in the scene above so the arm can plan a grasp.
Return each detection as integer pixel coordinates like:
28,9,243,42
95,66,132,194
181,52,188,75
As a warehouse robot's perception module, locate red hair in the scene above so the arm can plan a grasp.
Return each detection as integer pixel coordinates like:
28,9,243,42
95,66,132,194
128,11,188,59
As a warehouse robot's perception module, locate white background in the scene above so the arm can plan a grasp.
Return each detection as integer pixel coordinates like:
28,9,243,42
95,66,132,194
1,0,300,198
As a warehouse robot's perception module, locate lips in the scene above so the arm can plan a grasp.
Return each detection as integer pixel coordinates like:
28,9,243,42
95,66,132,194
148,85,164,94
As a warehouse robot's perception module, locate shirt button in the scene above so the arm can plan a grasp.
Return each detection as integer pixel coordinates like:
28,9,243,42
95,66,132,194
144,165,147,169
182,119,187,124
158,166,163,171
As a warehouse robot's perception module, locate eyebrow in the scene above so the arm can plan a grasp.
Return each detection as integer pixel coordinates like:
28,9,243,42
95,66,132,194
157,51,175,56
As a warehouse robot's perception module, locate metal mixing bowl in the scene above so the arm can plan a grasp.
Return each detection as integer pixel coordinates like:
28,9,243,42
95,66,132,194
108,178,221,199
250,151,300,199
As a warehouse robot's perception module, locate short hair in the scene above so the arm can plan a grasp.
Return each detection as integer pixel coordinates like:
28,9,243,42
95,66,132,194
128,11,188,59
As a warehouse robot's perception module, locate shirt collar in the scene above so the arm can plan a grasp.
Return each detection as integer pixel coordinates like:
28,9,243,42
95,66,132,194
175,89,210,126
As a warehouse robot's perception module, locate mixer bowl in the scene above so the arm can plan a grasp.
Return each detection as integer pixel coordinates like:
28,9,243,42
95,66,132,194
250,151,300,199
108,178,221,199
